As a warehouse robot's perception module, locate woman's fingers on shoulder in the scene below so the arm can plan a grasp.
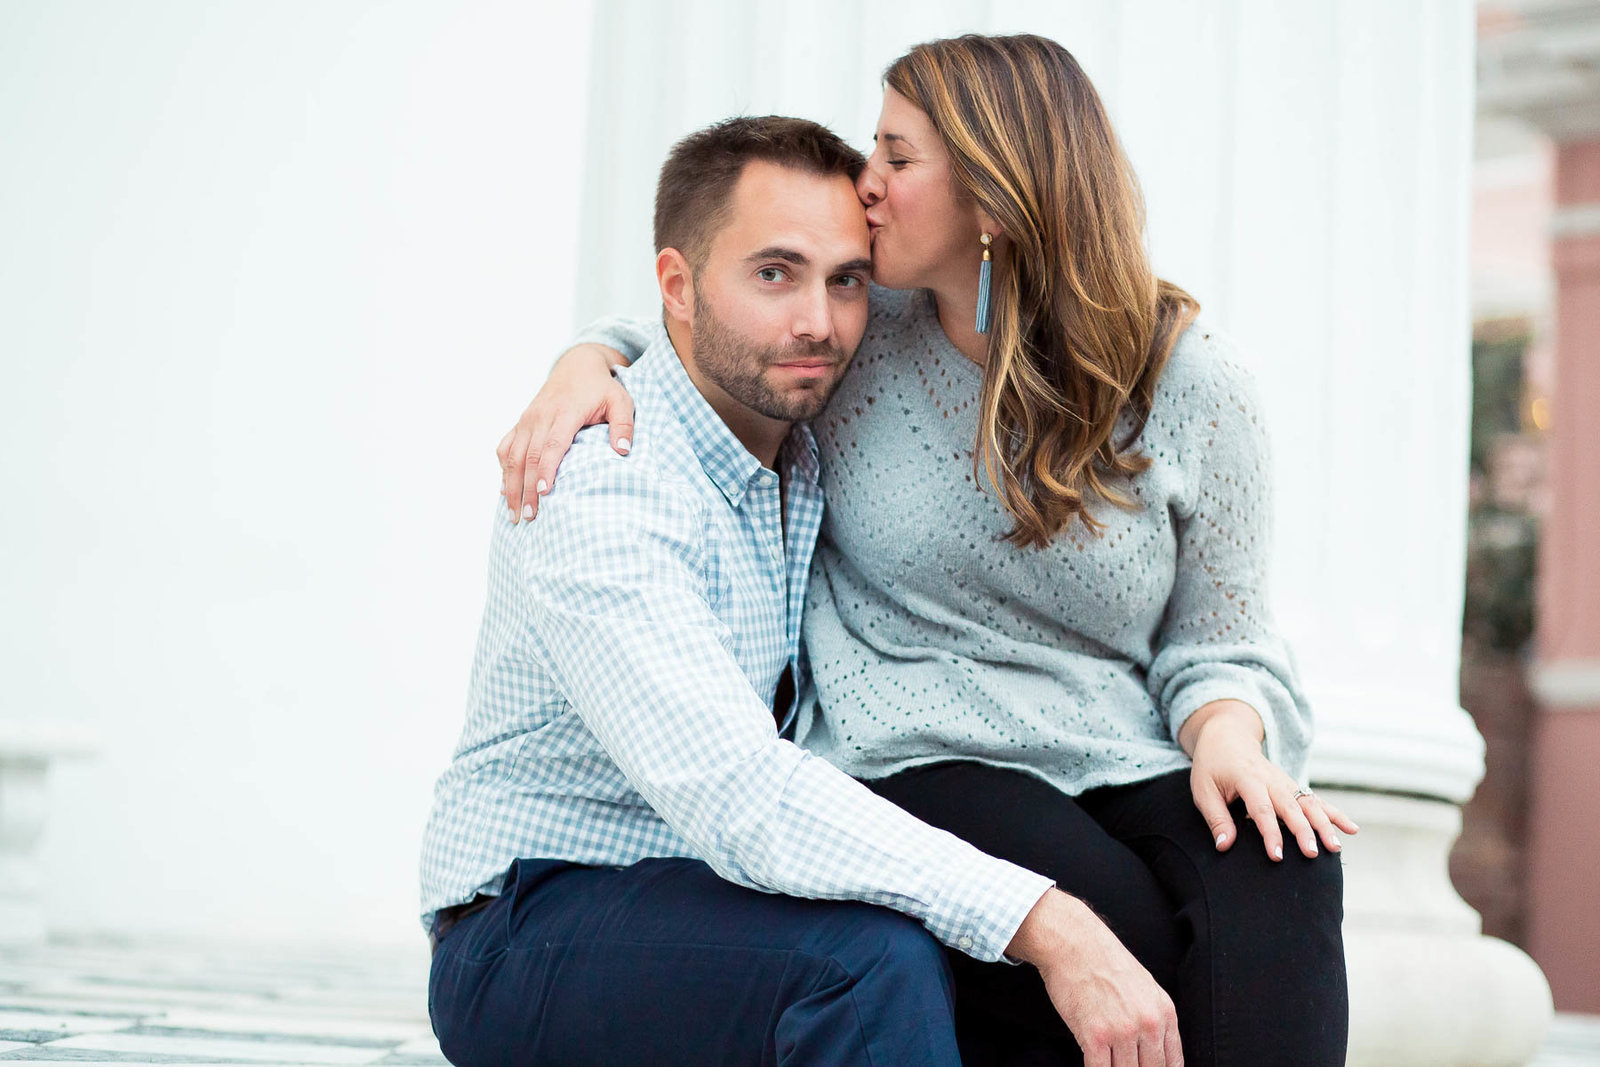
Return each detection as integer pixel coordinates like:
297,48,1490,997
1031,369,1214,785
603,381,635,455
529,411,592,510
501,427,536,520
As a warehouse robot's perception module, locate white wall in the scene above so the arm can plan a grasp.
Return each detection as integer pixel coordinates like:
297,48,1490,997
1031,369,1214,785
1,1,591,944
2,0,1480,947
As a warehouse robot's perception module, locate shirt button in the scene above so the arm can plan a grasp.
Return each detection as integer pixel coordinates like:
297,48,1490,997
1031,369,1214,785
957,935,974,950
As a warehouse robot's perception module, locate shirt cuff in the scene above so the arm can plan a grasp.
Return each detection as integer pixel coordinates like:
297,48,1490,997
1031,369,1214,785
925,852,1055,963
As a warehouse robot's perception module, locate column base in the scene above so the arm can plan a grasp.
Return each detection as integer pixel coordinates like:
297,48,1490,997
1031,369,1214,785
0,722,97,947
1320,788,1553,1067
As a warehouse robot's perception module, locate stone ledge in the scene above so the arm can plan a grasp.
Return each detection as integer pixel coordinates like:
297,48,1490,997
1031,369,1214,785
0,936,1591,1065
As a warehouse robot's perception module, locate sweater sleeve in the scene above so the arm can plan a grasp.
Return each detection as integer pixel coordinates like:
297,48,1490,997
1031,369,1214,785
1145,338,1313,780
571,314,657,364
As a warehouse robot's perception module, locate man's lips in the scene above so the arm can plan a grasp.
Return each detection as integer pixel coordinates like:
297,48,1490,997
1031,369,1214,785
771,359,838,378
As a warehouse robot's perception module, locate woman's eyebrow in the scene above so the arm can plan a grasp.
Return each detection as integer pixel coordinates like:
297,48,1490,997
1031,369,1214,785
873,133,915,150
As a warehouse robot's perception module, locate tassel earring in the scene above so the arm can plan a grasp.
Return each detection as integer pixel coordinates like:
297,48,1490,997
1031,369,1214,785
975,232,993,334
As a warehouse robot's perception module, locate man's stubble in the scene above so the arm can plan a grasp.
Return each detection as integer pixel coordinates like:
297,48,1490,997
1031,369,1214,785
690,287,851,424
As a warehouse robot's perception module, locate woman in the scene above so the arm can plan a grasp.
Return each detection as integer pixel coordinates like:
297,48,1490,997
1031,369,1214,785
499,34,1354,1066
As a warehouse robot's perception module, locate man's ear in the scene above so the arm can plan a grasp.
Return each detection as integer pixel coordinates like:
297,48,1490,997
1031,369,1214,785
656,248,695,324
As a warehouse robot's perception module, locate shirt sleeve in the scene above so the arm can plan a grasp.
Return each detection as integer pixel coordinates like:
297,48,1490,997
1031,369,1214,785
1145,342,1314,780
519,454,1054,962
571,314,657,365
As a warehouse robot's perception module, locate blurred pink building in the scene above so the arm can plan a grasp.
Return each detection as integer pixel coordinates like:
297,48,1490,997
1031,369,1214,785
1474,0,1600,1014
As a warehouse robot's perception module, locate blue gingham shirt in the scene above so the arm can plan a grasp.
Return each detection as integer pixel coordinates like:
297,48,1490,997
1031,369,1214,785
419,323,1053,962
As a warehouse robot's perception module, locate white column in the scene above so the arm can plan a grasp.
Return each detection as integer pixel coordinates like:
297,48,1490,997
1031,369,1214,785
580,2,1552,1062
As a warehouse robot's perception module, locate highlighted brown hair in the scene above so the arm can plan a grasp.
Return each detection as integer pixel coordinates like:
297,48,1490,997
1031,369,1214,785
886,34,1200,547
654,116,865,272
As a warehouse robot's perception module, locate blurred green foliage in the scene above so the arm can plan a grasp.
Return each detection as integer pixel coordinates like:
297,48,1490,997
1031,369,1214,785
1470,335,1529,474
1464,331,1538,654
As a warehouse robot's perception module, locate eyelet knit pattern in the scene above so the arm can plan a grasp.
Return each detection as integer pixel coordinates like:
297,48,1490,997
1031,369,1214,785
792,286,1312,792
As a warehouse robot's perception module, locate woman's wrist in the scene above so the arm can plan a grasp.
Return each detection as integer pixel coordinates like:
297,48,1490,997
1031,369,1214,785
1178,699,1264,758
549,343,627,387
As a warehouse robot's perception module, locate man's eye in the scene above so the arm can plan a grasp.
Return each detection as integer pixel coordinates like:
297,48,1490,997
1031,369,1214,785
834,275,865,289
757,267,788,283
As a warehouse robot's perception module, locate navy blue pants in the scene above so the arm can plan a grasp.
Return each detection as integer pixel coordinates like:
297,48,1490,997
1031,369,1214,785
428,857,962,1067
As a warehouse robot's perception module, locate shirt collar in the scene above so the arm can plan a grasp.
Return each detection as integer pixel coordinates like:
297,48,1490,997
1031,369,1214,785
624,321,815,508
780,422,820,486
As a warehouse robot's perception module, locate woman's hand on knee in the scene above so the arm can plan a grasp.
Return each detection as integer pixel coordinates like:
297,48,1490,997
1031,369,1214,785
1180,699,1358,860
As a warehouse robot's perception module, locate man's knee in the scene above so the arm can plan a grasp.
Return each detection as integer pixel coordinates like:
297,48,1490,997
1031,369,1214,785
778,905,958,1063
808,903,952,994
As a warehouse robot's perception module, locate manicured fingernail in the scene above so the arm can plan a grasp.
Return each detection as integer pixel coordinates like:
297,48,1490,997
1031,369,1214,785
536,479,549,495
1307,843,1318,857
1216,834,1226,848
1329,834,1341,849
521,504,533,520
616,438,631,453
1273,845,1283,860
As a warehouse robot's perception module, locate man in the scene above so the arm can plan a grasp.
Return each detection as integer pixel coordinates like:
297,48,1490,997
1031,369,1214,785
422,117,1179,1067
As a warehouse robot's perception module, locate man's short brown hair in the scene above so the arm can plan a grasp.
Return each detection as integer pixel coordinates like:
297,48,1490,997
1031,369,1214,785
654,116,866,273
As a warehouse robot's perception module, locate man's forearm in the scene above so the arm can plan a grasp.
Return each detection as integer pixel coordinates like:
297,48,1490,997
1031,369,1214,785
1006,887,1086,965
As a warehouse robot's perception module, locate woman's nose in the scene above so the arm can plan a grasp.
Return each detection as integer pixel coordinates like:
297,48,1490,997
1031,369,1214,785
856,165,882,207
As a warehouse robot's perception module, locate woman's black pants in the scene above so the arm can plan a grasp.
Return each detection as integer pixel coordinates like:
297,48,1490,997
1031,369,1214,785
866,763,1348,1067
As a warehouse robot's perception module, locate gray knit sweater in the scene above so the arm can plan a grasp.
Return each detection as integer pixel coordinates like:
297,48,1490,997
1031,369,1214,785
577,285,1312,795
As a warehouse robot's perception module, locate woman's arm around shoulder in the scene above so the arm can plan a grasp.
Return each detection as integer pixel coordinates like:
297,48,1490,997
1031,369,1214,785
498,314,656,522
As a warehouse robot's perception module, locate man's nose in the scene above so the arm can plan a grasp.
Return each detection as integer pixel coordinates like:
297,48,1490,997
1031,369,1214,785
791,283,833,343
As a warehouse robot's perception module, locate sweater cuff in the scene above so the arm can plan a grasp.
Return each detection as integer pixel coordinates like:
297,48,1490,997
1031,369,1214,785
1167,671,1285,770
570,317,654,365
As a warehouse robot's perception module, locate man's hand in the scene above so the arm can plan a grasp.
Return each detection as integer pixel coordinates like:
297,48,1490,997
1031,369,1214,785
1179,700,1358,860
1006,889,1183,1067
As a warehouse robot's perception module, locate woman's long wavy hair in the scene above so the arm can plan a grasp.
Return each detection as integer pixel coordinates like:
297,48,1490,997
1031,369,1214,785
886,34,1200,548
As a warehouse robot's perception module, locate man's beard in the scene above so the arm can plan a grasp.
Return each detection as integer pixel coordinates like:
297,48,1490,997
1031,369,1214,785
691,295,848,423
